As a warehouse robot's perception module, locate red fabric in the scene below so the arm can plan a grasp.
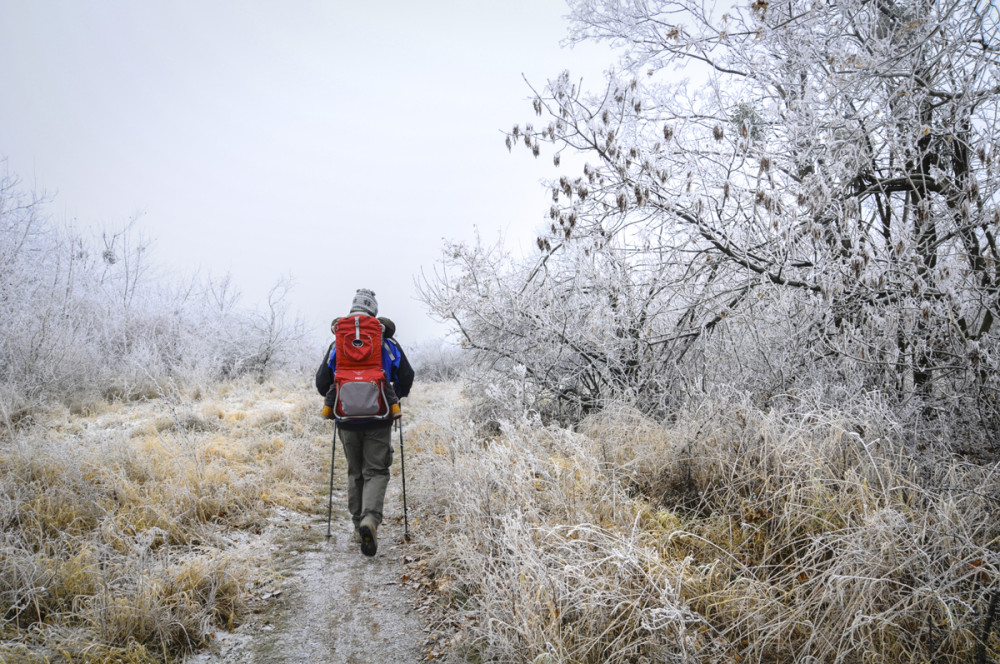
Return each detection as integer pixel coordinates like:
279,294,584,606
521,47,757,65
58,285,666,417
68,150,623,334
334,315,384,370
333,315,388,419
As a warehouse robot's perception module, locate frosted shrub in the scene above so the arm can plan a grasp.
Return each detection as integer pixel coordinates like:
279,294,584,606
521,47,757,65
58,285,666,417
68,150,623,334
421,0,1000,454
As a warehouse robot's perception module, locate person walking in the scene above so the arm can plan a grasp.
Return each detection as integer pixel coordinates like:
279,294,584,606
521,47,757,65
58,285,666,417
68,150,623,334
316,288,414,556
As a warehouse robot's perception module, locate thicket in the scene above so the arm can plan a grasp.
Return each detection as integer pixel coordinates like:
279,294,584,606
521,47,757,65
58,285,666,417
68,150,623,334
0,166,306,428
420,0,1000,457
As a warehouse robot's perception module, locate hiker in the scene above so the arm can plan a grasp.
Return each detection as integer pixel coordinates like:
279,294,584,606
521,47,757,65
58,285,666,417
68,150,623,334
316,288,414,556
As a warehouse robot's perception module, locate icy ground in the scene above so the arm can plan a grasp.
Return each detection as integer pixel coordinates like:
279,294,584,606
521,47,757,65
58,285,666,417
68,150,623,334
185,482,426,664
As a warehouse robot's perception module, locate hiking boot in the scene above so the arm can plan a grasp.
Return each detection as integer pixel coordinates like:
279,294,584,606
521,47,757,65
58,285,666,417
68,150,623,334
358,515,378,557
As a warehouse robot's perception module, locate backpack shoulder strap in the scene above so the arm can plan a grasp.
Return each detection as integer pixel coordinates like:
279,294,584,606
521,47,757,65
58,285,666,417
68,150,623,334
382,340,397,362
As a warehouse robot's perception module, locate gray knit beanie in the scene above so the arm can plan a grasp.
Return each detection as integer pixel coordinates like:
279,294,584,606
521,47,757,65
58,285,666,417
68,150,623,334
349,288,378,317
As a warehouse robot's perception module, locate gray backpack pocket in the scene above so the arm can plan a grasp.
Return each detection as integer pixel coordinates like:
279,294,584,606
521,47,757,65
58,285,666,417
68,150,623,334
338,381,382,417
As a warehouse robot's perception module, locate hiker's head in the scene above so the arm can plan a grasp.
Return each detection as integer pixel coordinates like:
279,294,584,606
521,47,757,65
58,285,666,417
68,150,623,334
350,288,378,317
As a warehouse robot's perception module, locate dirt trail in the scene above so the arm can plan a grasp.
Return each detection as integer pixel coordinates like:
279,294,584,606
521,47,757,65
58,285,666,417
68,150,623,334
186,480,426,664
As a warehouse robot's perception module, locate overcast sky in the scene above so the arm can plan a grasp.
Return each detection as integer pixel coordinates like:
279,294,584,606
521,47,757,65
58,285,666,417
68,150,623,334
0,1,615,348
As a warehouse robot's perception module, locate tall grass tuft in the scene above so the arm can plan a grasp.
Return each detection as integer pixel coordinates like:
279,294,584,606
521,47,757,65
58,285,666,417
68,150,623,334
408,385,1000,663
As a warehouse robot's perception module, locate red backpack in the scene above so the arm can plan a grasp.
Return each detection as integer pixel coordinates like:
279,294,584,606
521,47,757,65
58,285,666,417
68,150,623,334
331,314,390,420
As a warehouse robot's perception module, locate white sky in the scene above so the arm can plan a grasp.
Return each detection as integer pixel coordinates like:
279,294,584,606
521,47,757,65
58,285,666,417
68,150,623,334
0,1,615,347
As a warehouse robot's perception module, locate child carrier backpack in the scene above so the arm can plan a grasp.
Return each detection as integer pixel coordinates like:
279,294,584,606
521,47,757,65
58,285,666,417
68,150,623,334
331,314,390,420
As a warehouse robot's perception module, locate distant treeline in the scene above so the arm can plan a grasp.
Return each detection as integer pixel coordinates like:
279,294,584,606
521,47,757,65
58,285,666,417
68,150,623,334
0,165,307,427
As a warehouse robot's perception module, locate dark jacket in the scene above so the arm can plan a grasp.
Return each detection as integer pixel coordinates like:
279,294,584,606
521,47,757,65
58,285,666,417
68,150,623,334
315,337,414,430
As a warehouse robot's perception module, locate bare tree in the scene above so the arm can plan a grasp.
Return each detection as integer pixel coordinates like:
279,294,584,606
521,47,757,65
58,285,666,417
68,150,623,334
424,0,1000,447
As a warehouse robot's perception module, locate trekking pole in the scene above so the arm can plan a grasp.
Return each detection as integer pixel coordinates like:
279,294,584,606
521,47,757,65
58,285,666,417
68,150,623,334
326,421,338,539
398,419,411,542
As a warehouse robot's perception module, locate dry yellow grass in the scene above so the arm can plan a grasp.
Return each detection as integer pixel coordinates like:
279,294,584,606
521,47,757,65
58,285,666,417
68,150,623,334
0,373,327,663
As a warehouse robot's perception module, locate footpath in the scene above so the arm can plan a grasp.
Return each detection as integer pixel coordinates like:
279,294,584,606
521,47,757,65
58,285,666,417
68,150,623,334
186,475,426,664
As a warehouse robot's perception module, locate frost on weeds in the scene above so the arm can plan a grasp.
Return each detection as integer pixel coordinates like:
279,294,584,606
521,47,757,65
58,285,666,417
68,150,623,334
407,388,1000,663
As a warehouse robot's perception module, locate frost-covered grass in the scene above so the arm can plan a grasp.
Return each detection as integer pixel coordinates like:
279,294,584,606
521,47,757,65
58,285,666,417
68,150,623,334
407,383,1000,663
0,373,327,663
7,377,996,662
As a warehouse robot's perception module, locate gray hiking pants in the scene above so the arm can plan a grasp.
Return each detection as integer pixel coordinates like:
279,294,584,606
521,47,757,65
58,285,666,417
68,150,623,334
338,424,393,528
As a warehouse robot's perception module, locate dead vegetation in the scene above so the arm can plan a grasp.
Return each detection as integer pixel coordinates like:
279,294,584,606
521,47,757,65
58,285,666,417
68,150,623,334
406,383,1000,663
5,376,998,663
0,374,327,663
